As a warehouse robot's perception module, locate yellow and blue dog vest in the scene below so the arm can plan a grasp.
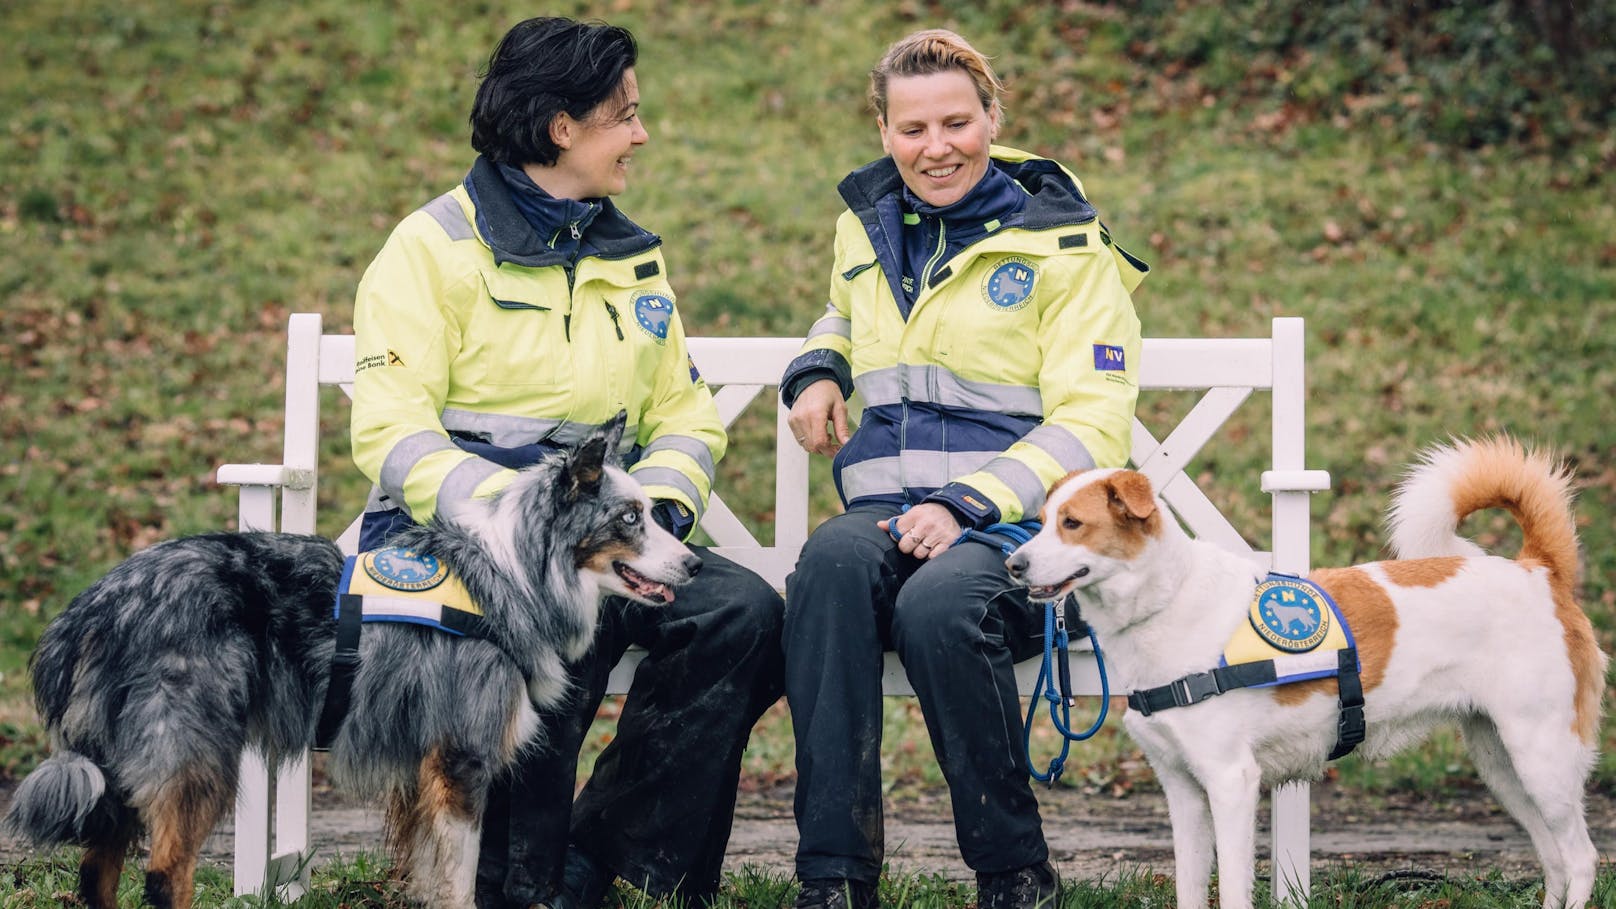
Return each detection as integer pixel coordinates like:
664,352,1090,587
334,546,485,634
1126,573,1365,759
316,546,501,747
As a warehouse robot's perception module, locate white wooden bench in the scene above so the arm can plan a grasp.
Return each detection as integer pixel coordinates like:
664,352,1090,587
218,313,1330,903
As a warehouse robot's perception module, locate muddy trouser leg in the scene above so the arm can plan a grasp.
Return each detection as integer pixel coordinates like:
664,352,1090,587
891,539,1050,874
569,548,785,902
785,507,910,886
476,603,631,909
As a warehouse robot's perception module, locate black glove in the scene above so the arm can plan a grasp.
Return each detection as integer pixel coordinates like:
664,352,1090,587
651,499,694,538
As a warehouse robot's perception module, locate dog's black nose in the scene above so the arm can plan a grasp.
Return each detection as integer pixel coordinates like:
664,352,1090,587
683,552,703,577
1005,552,1027,579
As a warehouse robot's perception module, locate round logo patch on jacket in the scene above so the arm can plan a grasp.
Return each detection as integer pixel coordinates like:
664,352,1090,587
1249,577,1330,653
363,547,449,592
983,257,1038,311
633,293,674,343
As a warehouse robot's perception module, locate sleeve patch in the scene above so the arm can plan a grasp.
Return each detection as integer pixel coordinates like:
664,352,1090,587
1093,344,1126,371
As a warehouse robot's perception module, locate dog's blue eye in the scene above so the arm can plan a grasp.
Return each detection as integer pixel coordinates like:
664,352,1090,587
622,511,638,526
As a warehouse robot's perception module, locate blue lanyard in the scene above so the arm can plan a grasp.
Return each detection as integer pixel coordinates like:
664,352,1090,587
885,508,1112,784
1022,599,1110,784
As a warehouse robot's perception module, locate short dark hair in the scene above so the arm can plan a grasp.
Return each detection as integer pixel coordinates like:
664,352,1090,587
469,17,638,167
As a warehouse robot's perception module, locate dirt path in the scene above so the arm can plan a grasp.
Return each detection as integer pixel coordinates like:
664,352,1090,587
8,779,1597,888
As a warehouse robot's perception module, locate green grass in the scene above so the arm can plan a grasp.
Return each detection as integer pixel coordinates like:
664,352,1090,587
3,852,1611,908
2,0,1615,900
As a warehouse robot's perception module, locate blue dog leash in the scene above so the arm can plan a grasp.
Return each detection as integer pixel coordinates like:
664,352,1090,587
887,509,1111,784
1023,598,1110,784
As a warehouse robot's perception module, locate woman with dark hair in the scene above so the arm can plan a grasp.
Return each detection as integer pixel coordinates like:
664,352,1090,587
780,28,1147,909
348,17,784,909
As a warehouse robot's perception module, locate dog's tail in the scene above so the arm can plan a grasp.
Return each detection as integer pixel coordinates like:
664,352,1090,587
1388,435,1606,743
3,750,120,845
1386,436,1577,583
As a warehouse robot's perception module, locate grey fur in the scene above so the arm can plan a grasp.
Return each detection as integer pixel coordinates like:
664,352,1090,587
4,414,700,909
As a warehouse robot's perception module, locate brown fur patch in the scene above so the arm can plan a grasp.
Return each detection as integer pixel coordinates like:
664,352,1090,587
418,747,478,822
581,539,639,574
1271,568,1398,707
385,746,481,884
1054,474,1158,561
1556,585,1606,745
78,826,136,909
144,772,231,909
1379,557,1463,588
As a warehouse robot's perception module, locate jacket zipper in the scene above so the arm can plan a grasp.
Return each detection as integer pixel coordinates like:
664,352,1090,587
603,301,624,340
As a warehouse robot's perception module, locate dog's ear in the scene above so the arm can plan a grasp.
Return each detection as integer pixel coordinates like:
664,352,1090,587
1107,470,1158,521
599,409,628,453
563,412,627,500
564,436,608,500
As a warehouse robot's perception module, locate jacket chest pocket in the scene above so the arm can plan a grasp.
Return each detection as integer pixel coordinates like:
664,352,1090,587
463,303,570,388
466,269,572,388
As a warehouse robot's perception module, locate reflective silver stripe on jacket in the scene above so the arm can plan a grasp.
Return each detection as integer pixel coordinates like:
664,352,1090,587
641,433,717,483
839,432,1092,516
852,365,1043,415
806,307,851,342
978,457,1049,515
380,430,461,504
421,193,474,241
840,449,996,502
440,409,567,448
629,466,705,519
437,458,505,515
1021,423,1095,473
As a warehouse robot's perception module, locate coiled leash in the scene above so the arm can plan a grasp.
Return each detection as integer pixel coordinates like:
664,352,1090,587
1023,597,1110,784
887,510,1111,785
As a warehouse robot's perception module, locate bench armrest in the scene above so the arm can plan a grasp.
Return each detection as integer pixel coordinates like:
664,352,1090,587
217,463,315,489
1260,470,1332,493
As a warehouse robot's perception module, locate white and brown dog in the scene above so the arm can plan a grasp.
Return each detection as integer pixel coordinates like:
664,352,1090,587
1005,437,1606,909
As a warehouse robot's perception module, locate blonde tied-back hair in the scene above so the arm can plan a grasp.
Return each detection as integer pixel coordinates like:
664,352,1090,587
868,29,1006,121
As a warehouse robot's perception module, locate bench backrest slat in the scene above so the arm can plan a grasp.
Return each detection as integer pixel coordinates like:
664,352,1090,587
285,314,1301,584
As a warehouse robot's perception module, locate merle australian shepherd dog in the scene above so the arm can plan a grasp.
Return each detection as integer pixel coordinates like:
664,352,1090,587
5,414,700,909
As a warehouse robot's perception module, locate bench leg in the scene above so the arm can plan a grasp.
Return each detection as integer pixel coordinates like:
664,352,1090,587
1270,781,1310,904
232,750,311,899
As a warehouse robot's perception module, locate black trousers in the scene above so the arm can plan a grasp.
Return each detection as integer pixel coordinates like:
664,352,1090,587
784,506,1051,885
475,547,785,908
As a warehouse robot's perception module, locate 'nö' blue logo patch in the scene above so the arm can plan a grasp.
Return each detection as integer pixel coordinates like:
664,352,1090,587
364,547,448,592
1249,577,1330,653
633,293,674,343
983,258,1037,311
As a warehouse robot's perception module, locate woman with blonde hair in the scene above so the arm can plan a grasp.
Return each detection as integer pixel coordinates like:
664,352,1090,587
782,28,1147,909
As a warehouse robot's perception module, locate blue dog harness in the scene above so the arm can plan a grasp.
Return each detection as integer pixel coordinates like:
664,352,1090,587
316,546,510,748
1126,573,1366,760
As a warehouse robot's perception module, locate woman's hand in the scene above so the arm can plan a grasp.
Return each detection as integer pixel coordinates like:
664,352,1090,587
878,503,963,561
787,379,851,456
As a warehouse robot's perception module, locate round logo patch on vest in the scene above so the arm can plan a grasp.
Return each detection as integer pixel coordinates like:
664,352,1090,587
633,293,674,343
983,257,1038,311
364,547,448,592
1249,577,1331,653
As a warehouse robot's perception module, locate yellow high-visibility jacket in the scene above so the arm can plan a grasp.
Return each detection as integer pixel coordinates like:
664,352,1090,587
351,158,723,538
782,146,1145,528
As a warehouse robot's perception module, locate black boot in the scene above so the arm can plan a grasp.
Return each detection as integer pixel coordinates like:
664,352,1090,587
976,861,1059,909
793,878,878,909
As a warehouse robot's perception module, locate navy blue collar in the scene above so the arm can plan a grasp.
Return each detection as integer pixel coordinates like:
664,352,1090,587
462,156,659,268
902,164,1022,227
496,163,601,262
